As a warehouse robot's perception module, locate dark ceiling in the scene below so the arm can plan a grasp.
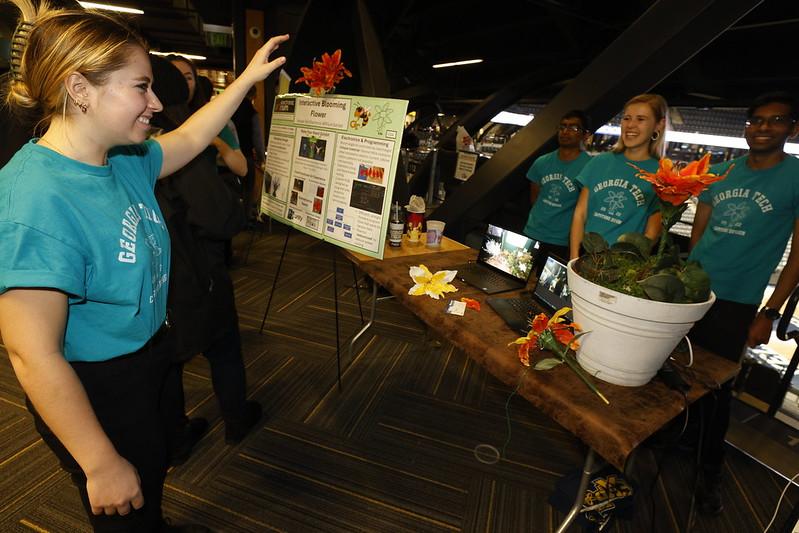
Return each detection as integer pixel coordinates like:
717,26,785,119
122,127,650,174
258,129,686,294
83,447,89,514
3,1,796,112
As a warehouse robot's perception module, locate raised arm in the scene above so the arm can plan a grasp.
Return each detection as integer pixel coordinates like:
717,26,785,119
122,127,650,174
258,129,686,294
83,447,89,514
748,219,799,346
156,34,289,178
0,289,143,516
569,188,589,259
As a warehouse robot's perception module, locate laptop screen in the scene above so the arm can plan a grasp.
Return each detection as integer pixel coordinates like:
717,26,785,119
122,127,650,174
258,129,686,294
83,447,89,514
534,255,571,312
477,224,540,282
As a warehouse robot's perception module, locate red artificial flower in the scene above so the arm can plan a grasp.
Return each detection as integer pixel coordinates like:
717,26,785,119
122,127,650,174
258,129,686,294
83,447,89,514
460,297,481,311
509,308,580,366
630,153,732,206
295,49,352,95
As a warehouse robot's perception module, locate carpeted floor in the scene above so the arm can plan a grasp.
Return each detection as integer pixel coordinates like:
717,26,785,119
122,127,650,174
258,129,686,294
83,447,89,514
1,223,797,532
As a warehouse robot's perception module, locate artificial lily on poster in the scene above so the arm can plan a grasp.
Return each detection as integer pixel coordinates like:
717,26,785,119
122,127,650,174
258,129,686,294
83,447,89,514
509,307,609,404
295,49,352,96
408,265,457,299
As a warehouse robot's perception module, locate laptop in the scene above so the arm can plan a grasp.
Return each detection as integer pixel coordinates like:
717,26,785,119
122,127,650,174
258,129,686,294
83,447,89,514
487,254,572,334
452,224,540,294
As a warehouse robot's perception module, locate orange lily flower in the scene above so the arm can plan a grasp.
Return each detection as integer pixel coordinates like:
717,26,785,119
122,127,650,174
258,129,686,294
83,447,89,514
509,308,580,367
296,49,353,95
630,153,732,206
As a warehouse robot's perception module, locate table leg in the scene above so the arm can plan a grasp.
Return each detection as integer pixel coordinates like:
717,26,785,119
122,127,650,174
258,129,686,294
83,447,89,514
554,448,597,533
348,281,378,365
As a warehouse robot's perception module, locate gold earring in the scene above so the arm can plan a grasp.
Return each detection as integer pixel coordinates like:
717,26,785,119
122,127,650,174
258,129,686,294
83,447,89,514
73,98,88,114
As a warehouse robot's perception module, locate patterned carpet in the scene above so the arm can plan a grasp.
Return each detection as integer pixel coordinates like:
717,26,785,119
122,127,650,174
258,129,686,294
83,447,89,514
1,223,797,532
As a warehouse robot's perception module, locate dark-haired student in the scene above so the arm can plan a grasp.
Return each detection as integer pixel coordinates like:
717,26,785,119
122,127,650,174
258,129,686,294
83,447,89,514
689,91,799,516
523,110,592,269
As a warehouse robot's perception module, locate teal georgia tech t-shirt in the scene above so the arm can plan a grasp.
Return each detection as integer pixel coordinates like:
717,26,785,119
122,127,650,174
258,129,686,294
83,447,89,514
575,151,659,246
690,155,799,305
523,150,591,246
0,139,170,362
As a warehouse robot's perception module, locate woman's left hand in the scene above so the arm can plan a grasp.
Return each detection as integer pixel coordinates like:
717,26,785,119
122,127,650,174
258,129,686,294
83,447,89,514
240,34,290,85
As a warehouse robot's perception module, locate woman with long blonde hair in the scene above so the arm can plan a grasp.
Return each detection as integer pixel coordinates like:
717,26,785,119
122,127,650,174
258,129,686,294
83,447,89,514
0,1,288,530
569,93,669,258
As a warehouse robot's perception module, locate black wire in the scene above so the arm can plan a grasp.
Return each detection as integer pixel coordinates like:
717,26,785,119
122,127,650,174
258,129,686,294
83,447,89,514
648,391,690,532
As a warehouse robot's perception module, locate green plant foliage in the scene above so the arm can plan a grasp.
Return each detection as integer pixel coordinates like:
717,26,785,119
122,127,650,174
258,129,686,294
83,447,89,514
616,233,652,258
639,273,685,302
578,230,712,304
582,232,609,254
534,358,563,370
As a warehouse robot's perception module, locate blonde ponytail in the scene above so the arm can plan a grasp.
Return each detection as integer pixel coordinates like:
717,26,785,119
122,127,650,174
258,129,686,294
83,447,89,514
3,0,147,127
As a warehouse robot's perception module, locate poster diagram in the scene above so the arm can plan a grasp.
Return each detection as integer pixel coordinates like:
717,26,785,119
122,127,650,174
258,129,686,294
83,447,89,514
261,94,408,259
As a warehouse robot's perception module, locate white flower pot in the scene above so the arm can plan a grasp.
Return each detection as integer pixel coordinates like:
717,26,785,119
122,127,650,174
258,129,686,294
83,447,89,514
566,259,715,387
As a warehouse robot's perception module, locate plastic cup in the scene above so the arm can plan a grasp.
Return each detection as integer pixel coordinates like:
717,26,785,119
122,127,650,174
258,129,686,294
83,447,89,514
426,220,445,247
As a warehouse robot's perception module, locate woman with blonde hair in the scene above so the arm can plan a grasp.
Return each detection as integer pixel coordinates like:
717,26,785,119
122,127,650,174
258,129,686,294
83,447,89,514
0,1,288,530
569,93,669,258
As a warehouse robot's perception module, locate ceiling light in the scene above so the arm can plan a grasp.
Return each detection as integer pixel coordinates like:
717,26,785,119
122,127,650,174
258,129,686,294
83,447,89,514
595,125,799,155
151,51,207,61
490,111,533,126
78,2,144,14
432,59,483,69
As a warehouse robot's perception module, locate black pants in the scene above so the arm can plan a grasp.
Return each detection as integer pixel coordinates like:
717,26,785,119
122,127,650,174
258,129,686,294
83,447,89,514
163,326,247,438
687,298,757,475
27,329,173,532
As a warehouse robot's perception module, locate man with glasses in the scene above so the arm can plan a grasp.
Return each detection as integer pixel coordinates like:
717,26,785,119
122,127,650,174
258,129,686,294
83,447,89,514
689,91,799,515
523,110,592,269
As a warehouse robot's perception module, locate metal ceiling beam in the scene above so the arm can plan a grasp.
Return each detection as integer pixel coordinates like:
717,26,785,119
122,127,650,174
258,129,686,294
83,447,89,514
353,0,390,97
430,0,764,240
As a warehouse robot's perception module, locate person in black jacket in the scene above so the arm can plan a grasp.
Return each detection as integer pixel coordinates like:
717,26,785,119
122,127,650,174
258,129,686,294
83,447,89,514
150,56,262,464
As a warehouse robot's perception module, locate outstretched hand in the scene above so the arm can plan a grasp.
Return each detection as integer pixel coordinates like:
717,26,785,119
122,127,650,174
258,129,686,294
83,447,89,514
240,34,290,85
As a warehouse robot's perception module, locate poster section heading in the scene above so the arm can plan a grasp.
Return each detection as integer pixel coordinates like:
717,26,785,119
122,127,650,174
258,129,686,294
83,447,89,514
261,94,408,259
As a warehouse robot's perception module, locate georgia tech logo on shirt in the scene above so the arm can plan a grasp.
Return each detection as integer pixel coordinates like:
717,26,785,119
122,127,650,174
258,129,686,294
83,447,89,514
711,188,774,237
117,203,163,264
593,179,646,207
540,173,576,208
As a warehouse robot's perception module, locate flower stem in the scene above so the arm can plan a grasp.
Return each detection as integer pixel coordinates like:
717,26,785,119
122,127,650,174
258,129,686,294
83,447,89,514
541,333,609,405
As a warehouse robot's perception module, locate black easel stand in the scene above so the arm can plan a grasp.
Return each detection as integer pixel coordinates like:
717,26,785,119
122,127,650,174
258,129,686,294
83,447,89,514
259,226,365,391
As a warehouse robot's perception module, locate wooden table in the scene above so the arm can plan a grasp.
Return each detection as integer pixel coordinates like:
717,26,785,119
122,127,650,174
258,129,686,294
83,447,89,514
342,236,470,362
346,245,739,532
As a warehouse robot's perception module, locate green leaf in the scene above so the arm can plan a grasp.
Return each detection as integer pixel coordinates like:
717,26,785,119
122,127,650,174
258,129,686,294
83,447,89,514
582,233,609,255
660,202,689,231
638,273,686,303
678,262,711,303
534,358,564,371
616,233,652,258
610,242,646,259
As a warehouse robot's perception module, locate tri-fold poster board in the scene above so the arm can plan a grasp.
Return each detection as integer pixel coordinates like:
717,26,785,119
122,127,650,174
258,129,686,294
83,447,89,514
260,94,409,259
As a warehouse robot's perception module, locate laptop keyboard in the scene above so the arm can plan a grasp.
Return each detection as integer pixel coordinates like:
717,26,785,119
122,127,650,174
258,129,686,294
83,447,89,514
463,264,517,290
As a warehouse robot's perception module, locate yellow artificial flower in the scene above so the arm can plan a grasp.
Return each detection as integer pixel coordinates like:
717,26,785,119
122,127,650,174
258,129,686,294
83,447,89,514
408,265,458,299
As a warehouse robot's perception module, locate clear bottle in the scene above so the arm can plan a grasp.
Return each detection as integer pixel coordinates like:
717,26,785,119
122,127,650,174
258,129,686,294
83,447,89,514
388,201,403,247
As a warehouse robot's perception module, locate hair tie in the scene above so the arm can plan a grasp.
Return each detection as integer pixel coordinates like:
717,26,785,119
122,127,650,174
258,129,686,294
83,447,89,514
10,21,33,81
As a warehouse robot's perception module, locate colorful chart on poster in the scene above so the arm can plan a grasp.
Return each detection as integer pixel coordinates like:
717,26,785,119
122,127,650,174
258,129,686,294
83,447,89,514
261,94,408,259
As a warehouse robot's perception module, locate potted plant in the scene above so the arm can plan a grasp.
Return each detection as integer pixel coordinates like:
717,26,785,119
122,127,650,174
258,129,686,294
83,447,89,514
567,153,732,386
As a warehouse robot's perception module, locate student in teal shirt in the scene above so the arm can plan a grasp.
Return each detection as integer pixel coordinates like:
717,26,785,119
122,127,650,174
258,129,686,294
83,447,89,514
524,110,592,265
0,3,289,529
570,94,669,258
688,92,799,516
